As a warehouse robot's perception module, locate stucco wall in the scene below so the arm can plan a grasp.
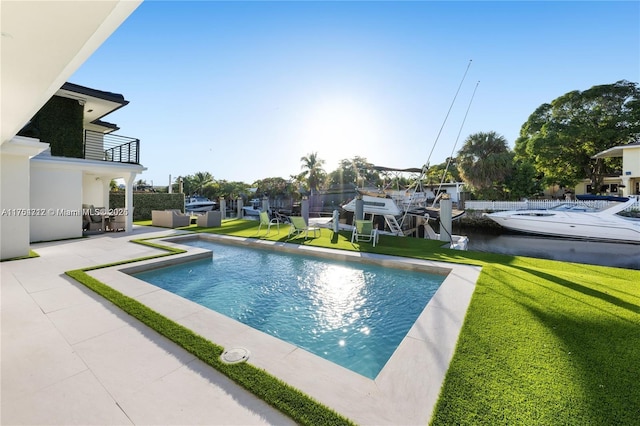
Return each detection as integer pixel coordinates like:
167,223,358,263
82,174,109,207
30,164,83,242
623,147,640,178
0,153,32,259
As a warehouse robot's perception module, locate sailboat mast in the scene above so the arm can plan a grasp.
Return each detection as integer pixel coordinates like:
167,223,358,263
398,60,473,229
433,79,480,207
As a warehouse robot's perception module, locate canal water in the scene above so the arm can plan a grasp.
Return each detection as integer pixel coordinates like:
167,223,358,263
459,228,640,270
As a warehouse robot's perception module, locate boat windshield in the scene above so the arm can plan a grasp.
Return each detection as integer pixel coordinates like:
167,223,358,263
549,200,628,213
549,203,597,212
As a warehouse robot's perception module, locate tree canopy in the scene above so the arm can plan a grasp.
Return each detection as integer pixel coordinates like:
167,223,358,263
514,80,640,193
326,156,380,188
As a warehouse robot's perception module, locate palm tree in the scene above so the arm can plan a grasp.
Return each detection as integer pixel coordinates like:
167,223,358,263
456,131,513,199
191,171,214,195
299,152,326,195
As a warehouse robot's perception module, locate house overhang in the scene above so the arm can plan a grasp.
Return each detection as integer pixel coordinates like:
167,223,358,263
31,152,147,181
0,136,50,158
1,0,142,145
592,142,640,159
56,82,129,134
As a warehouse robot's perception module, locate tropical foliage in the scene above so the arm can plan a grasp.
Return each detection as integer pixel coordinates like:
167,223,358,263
514,80,640,193
299,152,326,195
326,157,380,188
456,131,513,199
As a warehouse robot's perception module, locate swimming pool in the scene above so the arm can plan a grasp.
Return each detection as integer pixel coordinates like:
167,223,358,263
133,239,446,378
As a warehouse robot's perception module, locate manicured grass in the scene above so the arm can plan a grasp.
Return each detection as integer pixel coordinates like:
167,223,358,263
122,219,640,422
430,261,640,425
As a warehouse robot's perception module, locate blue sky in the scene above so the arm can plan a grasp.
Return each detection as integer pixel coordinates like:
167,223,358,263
70,1,640,186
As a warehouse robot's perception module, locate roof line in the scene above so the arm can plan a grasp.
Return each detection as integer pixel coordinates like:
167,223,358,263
61,82,129,105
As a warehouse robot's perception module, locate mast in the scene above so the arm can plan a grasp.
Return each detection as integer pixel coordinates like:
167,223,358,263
398,60,473,229
433,80,480,207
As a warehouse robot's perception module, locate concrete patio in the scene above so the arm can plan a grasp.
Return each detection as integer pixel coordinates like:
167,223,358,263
1,226,480,425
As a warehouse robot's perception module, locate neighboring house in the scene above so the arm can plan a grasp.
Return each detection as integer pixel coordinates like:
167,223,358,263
536,143,640,199
590,142,640,196
0,0,142,260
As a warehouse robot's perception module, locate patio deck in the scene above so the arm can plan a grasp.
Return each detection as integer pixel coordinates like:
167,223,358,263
1,225,479,425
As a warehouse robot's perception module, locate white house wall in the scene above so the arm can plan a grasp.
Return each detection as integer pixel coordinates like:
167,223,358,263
0,137,49,259
0,152,32,258
82,174,108,208
30,165,83,242
623,147,640,178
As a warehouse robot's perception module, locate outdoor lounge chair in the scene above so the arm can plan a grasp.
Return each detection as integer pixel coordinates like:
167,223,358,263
288,216,320,239
257,211,280,236
197,210,222,228
351,219,378,247
82,204,106,232
151,210,191,228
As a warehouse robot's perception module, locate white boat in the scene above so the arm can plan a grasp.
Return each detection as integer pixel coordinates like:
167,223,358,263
185,196,216,213
242,198,262,217
341,191,469,250
485,195,640,243
341,194,403,216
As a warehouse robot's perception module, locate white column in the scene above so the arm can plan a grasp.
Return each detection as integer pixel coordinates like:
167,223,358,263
123,172,136,232
0,137,48,259
237,197,244,218
301,196,309,224
621,176,631,197
219,197,226,220
101,177,110,209
439,198,453,243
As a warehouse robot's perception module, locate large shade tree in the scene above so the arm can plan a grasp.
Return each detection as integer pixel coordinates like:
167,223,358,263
326,156,379,188
456,131,513,199
514,80,640,193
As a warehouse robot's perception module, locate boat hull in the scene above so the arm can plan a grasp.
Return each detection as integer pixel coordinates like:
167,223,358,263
186,204,215,212
486,210,640,243
242,207,261,216
186,196,216,213
341,195,402,216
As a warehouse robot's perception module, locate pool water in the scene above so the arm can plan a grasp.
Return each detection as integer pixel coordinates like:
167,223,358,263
134,240,445,378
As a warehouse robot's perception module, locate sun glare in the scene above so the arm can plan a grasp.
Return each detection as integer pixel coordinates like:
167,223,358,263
301,97,380,169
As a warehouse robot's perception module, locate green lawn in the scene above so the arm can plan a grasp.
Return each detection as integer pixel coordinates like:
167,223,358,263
134,219,640,423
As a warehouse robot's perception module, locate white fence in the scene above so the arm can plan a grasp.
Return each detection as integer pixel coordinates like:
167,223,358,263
465,198,640,212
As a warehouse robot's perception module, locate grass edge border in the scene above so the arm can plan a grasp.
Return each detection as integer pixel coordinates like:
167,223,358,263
65,236,354,426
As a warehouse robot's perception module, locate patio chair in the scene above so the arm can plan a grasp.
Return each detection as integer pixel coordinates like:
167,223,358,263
256,211,280,236
82,205,105,232
351,219,378,247
288,216,320,240
197,210,222,228
151,210,191,228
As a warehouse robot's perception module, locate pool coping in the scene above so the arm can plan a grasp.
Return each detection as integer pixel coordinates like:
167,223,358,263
86,233,481,425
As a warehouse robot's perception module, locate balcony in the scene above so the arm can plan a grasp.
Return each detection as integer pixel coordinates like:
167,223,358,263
84,130,140,164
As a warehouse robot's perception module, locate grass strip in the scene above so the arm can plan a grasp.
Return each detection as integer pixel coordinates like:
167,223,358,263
65,237,353,426
1,249,40,262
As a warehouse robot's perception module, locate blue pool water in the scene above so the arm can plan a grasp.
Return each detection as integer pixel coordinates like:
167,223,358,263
133,239,445,378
